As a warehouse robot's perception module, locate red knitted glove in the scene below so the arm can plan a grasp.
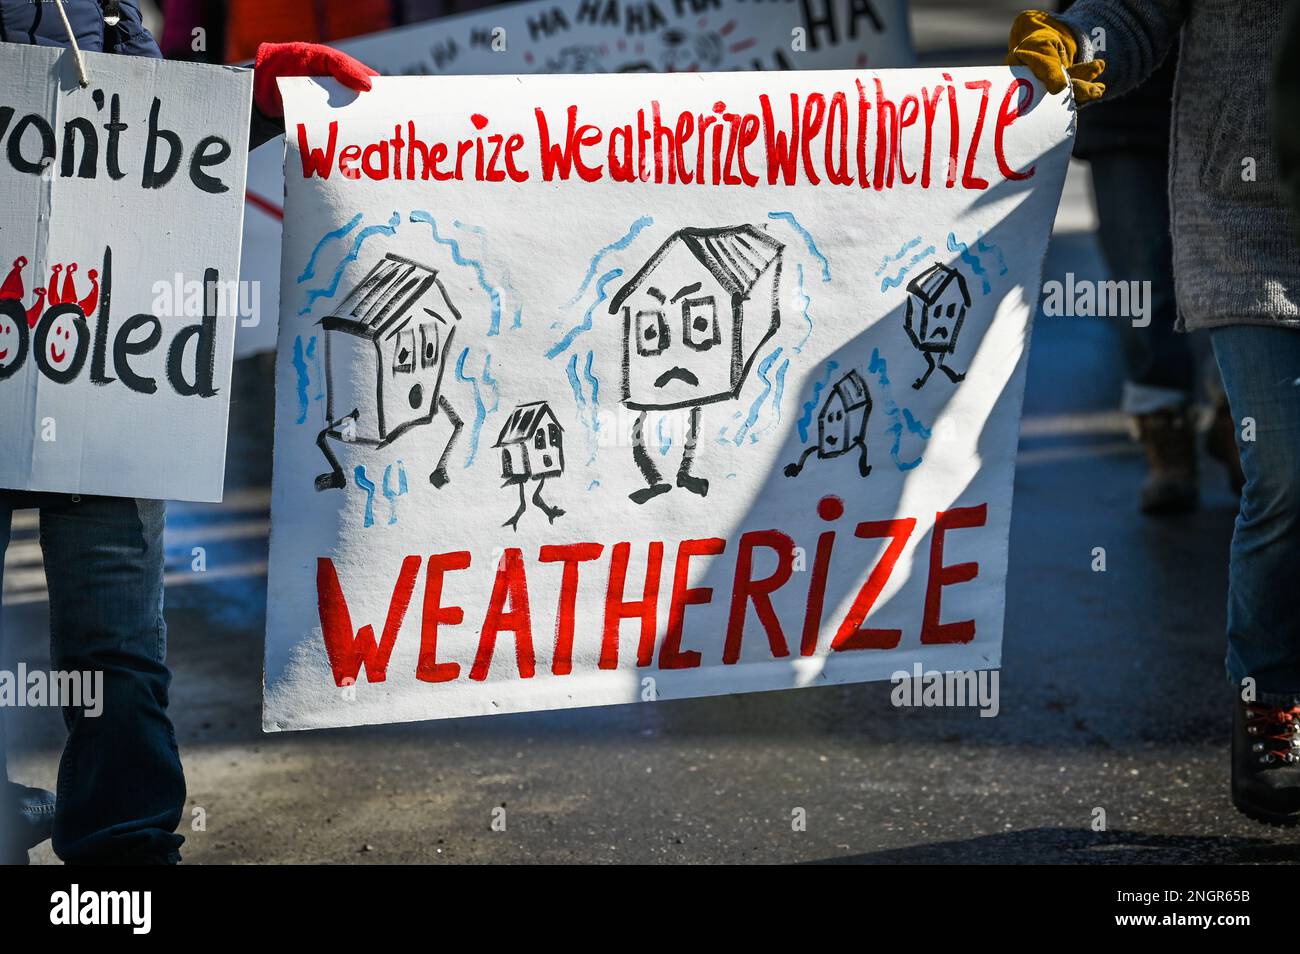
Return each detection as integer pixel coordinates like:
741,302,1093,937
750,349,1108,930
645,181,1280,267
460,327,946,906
253,42,379,119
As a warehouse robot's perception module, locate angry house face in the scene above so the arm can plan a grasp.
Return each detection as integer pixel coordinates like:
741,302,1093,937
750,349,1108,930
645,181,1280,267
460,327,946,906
611,226,784,411
620,263,733,408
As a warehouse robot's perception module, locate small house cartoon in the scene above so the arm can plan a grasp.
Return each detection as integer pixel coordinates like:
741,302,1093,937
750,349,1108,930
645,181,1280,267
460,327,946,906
608,224,785,504
785,369,872,478
315,253,464,491
904,262,970,389
494,401,565,529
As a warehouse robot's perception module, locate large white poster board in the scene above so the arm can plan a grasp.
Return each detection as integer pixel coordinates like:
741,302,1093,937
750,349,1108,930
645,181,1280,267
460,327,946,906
235,0,914,356
0,43,252,502
264,67,1072,731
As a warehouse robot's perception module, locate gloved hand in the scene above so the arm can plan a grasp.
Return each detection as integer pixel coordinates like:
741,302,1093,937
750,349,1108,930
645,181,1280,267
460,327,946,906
253,42,380,119
1005,10,1106,104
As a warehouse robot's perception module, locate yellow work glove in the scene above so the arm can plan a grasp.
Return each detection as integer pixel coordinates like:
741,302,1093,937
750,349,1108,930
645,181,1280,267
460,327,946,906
1005,9,1106,104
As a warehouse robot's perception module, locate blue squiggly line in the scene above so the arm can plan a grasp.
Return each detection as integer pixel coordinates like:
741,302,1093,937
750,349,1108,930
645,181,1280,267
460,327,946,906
657,416,671,455
481,354,500,415
411,210,504,334
565,353,586,408
582,351,601,431
948,232,991,294
879,246,937,292
548,267,622,359
309,336,322,401
868,348,931,470
454,347,489,466
768,212,830,282
875,236,923,276
976,231,1009,276
735,347,782,445
381,461,408,525
300,212,401,315
797,361,839,442
455,220,523,329
297,214,362,283
754,357,791,442
566,216,653,307
792,264,814,353
292,336,311,424
355,466,377,528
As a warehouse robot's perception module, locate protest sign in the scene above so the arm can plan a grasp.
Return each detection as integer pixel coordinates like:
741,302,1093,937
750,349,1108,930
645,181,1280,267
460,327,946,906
0,42,252,502
263,66,1072,730
235,0,914,356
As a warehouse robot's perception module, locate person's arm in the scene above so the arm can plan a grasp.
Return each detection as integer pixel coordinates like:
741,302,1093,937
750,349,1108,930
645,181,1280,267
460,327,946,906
1006,2,1188,104
105,0,164,58
1055,0,1188,98
249,42,379,149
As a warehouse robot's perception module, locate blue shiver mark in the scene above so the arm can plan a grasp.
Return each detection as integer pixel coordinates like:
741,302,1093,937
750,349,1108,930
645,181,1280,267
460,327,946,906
292,335,317,424
381,461,408,526
792,264,814,353
455,220,522,330
868,348,932,471
455,347,493,466
734,347,783,445
975,231,1009,277
355,466,377,528
797,361,839,442
768,212,830,282
411,211,504,335
948,232,991,294
875,237,923,276
582,351,601,431
566,216,653,308
880,245,937,292
565,353,586,408
754,357,790,441
297,214,362,283
299,212,401,315
481,354,501,418
548,268,623,359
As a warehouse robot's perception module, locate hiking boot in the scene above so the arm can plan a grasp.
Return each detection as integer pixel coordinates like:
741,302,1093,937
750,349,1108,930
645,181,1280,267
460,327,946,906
1206,399,1246,496
1233,698,1300,826
1132,406,1198,515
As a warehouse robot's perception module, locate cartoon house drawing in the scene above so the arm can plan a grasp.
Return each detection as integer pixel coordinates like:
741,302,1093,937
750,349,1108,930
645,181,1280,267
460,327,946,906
494,401,565,529
785,369,872,478
608,224,785,504
904,262,971,389
314,253,464,491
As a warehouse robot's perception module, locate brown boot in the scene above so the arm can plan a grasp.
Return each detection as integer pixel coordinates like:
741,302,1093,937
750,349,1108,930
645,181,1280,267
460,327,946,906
1133,406,1198,515
1206,399,1247,496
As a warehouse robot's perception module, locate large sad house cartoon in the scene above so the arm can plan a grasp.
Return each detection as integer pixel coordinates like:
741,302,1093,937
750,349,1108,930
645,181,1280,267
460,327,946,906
904,261,970,389
608,224,785,505
314,253,464,492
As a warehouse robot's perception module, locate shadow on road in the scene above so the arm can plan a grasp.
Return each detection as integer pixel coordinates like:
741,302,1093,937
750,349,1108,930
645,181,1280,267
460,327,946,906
809,827,1300,865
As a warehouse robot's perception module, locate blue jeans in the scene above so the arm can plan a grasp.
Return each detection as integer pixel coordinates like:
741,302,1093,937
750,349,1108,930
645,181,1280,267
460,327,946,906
1212,325,1300,703
0,492,184,863
1089,151,1197,414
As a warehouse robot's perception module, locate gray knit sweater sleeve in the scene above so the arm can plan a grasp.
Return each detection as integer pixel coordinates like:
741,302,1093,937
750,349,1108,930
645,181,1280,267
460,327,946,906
1056,0,1190,99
